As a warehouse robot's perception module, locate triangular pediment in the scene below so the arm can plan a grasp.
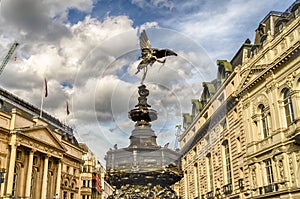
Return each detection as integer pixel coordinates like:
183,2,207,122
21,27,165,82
237,64,268,93
19,126,66,151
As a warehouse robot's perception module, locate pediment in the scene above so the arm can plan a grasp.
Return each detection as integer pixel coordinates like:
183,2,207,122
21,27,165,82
18,126,65,151
238,64,268,93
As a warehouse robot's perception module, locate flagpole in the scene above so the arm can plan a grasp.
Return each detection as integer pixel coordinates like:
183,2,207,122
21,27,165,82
40,78,47,118
65,101,70,124
40,87,44,118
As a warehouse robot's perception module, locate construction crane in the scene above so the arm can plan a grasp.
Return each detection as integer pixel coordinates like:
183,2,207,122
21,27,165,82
0,42,19,75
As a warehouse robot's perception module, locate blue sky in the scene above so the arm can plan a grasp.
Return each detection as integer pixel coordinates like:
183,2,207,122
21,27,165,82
0,0,296,163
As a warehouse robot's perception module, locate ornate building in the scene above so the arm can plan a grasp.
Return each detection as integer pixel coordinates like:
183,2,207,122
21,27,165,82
0,87,83,198
180,1,300,198
80,143,114,199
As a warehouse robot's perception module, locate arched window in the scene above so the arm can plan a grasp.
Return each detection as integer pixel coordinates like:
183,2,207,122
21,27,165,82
283,88,295,126
259,104,269,139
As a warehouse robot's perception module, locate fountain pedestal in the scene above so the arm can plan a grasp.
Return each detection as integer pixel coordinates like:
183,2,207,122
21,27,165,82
105,85,182,198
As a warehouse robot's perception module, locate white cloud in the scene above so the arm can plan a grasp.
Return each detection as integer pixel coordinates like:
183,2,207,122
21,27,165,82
0,0,295,161
166,0,295,61
131,0,174,10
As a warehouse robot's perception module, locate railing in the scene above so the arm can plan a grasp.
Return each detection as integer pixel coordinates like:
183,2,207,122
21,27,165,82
223,183,233,195
264,183,279,193
206,191,214,199
215,188,221,198
238,178,244,190
258,183,279,194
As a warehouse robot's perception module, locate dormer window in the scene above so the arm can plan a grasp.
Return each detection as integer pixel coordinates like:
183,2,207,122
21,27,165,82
295,8,299,17
279,23,283,32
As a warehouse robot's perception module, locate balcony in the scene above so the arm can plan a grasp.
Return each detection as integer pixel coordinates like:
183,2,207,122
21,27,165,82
258,183,280,195
238,178,244,190
264,183,279,193
206,191,214,199
215,188,221,198
223,183,233,195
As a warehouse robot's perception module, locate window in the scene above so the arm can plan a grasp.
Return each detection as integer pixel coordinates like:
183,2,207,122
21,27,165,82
259,104,269,139
236,137,241,153
221,119,227,131
206,153,214,191
48,161,52,169
279,23,283,32
233,108,237,120
33,156,38,165
63,192,67,199
264,159,274,185
16,150,22,160
193,147,197,155
12,167,18,196
283,88,295,126
83,166,87,172
295,8,299,17
194,163,200,196
70,193,74,199
223,140,232,184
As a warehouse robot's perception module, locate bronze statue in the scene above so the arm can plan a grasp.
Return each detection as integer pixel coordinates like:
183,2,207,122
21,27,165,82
136,30,177,84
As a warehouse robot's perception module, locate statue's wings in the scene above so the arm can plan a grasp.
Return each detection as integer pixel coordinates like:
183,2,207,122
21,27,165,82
139,30,152,50
155,49,177,59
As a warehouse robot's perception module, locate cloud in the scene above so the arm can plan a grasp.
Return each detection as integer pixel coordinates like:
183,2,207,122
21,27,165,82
160,0,295,61
0,0,295,161
131,0,174,10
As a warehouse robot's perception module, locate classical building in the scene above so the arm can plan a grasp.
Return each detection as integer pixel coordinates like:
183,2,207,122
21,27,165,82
79,143,114,199
0,87,83,198
180,1,300,198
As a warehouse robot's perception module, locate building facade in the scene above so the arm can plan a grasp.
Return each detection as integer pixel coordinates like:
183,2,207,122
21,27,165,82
0,87,83,199
180,1,300,198
80,144,114,199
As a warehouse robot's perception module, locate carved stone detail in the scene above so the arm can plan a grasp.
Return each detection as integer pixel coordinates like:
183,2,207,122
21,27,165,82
288,154,295,185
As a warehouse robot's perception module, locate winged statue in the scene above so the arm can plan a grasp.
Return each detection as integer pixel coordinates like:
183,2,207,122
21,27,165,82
136,30,177,84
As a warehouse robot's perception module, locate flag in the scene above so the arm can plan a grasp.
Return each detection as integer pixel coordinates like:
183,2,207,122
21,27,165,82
66,101,70,115
44,78,48,97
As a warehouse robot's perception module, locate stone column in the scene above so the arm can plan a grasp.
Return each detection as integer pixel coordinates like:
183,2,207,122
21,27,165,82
283,153,292,188
25,149,35,198
41,155,50,199
6,143,17,195
55,160,62,199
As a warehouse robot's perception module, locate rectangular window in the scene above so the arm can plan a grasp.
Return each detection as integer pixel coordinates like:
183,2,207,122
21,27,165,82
264,159,274,185
283,89,295,126
63,192,67,199
295,9,299,17
223,141,232,184
16,150,22,160
12,168,18,196
194,163,199,196
206,154,214,191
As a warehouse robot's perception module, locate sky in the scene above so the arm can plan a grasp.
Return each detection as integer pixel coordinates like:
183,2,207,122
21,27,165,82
0,0,296,164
